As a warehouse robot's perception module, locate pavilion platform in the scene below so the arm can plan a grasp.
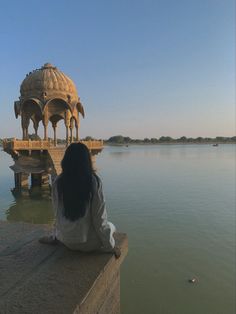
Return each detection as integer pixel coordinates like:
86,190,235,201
2,139,104,188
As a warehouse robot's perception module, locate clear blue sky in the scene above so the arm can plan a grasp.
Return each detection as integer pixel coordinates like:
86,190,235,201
0,0,235,139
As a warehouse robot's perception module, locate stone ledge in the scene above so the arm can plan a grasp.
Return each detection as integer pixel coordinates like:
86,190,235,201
0,221,128,314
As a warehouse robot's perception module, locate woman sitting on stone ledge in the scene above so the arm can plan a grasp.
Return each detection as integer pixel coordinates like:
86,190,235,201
40,143,120,258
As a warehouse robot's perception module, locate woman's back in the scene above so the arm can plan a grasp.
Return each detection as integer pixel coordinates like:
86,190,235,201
39,143,119,257
53,170,115,252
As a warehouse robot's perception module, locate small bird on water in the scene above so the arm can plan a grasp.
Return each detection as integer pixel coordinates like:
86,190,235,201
188,278,197,283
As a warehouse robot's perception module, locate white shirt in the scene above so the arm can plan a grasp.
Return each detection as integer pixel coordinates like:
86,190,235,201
52,174,116,252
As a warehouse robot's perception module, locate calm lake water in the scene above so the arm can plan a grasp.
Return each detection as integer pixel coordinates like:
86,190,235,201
0,144,235,314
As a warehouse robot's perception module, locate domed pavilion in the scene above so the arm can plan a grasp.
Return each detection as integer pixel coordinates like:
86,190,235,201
14,63,85,144
3,63,103,190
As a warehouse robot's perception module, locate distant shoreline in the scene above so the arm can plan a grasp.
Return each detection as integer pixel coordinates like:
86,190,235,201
1,136,235,147
104,142,236,146
104,135,236,145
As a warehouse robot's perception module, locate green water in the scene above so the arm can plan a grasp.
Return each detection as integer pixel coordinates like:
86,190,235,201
0,144,235,314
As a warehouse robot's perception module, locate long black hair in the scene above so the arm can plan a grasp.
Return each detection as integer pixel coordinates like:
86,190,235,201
57,142,94,221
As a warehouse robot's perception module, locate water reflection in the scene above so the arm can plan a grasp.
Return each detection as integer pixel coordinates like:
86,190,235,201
6,186,54,224
108,151,131,159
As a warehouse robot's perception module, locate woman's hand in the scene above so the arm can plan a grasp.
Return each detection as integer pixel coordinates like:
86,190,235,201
39,235,58,245
113,246,121,259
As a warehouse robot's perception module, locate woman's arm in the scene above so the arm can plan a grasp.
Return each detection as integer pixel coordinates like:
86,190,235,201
91,176,116,252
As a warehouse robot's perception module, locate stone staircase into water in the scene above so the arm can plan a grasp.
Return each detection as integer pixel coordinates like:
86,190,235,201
47,147,66,176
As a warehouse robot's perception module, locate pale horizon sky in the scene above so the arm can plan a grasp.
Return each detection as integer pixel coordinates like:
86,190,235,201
0,0,235,140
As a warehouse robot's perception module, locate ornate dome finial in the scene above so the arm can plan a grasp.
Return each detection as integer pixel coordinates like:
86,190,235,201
42,63,56,69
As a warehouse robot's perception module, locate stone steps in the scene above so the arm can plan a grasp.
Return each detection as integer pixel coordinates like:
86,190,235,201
48,147,66,175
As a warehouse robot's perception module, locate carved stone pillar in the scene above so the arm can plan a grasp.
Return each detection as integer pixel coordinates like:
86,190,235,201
22,128,26,140
52,122,57,146
75,118,79,141
43,107,49,140
21,116,25,140
14,172,29,189
70,127,73,143
65,110,71,146
43,125,48,140
21,114,30,140
66,126,70,145
75,125,79,141
33,120,39,137
41,173,49,186
21,173,29,188
70,118,74,143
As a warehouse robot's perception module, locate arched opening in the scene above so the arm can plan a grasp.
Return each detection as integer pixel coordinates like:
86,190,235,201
21,99,43,139
44,98,71,142
49,114,64,146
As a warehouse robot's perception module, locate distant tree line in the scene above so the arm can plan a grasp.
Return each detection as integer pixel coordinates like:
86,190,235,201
1,135,235,146
105,135,236,144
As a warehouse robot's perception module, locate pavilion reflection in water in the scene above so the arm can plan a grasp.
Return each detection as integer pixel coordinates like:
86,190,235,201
7,185,54,224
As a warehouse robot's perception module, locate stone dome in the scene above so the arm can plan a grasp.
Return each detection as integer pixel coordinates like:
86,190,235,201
20,63,79,105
